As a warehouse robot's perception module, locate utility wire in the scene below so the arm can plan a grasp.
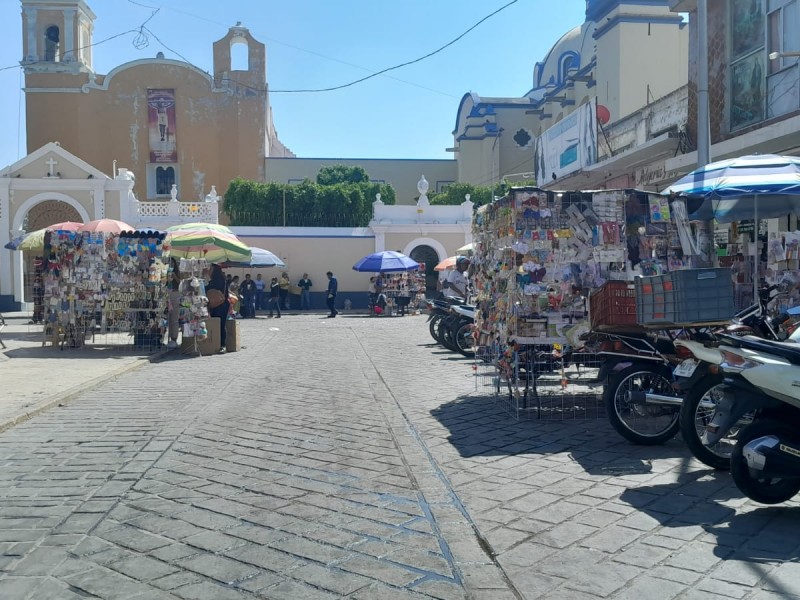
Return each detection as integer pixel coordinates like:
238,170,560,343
270,0,519,93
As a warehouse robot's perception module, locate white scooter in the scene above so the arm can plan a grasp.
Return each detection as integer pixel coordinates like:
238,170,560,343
702,334,800,503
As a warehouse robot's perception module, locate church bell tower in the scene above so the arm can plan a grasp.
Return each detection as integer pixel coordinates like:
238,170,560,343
20,0,95,72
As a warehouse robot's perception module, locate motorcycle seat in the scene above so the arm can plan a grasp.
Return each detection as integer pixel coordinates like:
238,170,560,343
722,334,800,365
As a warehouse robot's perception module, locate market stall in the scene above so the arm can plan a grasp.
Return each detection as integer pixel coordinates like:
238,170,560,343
41,228,169,350
471,186,692,418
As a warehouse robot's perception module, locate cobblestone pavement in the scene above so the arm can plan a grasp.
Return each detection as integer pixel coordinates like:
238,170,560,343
1,313,800,599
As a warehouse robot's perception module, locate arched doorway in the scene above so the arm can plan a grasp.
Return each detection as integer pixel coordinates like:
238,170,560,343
21,200,83,303
25,199,82,231
409,245,440,296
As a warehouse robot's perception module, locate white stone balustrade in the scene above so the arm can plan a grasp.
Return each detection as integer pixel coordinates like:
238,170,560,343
131,198,219,228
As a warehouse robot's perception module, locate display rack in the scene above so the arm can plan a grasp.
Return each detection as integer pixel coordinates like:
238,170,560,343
176,258,211,355
41,229,169,351
380,267,425,316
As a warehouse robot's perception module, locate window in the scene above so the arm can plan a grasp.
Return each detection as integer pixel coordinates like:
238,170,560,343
45,26,60,62
146,163,179,199
156,166,175,196
730,0,766,130
766,0,799,118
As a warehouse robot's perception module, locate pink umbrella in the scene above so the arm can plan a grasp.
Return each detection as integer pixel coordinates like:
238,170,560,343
78,219,133,233
46,221,83,231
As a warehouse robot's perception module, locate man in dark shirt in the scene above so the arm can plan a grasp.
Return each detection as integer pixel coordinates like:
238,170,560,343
326,271,338,318
239,274,257,318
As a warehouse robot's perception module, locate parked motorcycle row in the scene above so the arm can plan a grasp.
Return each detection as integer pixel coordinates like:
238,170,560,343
425,297,476,357
584,283,800,504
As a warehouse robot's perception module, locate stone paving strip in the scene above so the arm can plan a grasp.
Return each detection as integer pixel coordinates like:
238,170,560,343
1,314,799,599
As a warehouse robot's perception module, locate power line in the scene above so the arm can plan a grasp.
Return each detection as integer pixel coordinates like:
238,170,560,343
270,0,520,93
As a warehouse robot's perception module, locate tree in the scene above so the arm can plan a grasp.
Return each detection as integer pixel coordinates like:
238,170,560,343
316,165,369,186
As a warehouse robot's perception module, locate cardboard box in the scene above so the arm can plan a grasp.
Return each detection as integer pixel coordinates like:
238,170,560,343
226,319,240,353
181,318,220,355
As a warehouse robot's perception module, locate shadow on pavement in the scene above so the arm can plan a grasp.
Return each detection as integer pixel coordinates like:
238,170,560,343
3,345,156,360
619,473,800,596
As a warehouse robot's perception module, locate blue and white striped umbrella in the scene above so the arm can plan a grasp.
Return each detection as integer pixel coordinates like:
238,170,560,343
665,154,800,223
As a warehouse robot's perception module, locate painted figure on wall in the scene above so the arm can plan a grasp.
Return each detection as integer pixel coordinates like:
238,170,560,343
147,89,177,163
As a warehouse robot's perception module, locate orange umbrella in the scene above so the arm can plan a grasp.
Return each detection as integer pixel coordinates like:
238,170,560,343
434,256,458,271
79,219,133,233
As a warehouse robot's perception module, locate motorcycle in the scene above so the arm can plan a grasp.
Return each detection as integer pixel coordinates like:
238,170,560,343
672,284,796,469
425,296,466,344
581,329,680,445
709,335,800,503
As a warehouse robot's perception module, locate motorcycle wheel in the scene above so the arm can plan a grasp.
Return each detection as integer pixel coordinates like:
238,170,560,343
730,419,800,505
455,322,475,357
429,314,443,342
434,317,449,346
440,318,460,352
679,375,737,470
604,364,679,445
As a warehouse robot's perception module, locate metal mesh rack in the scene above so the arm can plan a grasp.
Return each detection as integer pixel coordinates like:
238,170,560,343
474,345,606,421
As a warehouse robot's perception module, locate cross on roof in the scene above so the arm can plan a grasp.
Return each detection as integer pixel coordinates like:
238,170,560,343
45,157,58,177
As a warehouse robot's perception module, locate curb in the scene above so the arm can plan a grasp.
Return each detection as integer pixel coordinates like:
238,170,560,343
0,350,167,433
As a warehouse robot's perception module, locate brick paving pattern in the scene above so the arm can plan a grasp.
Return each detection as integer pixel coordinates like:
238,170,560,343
0,313,799,599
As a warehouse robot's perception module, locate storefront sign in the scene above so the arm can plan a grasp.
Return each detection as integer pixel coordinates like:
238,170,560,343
634,163,680,187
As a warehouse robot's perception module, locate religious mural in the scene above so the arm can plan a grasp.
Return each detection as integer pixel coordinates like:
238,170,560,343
147,89,177,163
730,0,766,130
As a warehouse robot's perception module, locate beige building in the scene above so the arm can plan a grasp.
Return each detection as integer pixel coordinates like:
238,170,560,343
20,0,293,205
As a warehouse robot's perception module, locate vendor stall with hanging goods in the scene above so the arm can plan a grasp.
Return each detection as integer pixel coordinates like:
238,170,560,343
471,186,686,419
41,228,169,351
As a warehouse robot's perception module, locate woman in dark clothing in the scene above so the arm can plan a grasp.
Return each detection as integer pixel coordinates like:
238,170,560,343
267,277,282,318
206,264,229,353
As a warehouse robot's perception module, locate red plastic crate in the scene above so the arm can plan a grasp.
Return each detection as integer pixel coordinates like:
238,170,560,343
589,281,637,329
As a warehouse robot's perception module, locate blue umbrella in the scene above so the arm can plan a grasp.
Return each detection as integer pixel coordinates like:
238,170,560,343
353,251,419,272
221,246,285,268
665,154,800,223
665,153,800,302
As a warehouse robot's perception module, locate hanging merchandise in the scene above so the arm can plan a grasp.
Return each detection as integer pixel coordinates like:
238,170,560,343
176,257,210,343
377,266,426,316
41,229,169,350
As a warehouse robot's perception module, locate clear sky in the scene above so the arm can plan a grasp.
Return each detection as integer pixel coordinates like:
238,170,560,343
0,0,587,169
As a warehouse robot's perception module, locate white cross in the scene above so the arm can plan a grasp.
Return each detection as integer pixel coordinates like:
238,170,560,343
45,157,58,176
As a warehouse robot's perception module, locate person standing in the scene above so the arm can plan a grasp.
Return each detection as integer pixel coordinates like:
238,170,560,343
326,271,338,318
239,274,257,318
206,264,229,354
298,273,313,310
368,276,378,311
254,273,266,311
267,277,282,318
279,272,291,310
444,256,471,301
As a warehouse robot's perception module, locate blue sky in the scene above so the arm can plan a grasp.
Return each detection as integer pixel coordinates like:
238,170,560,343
0,0,587,168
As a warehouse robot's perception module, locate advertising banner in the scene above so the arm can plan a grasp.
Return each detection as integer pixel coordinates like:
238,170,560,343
534,98,597,186
147,89,177,163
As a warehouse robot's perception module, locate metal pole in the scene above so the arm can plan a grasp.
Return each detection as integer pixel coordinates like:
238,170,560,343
696,0,714,266
697,0,710,167
282,188,286,227
754,196,759,304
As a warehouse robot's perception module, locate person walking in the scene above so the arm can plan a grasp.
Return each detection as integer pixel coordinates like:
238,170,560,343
298,273,313,310
279,272,291,310
267,276,282,318
326,271,338,318
206,264,229,353
239,273,257,318
254,273,266,311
